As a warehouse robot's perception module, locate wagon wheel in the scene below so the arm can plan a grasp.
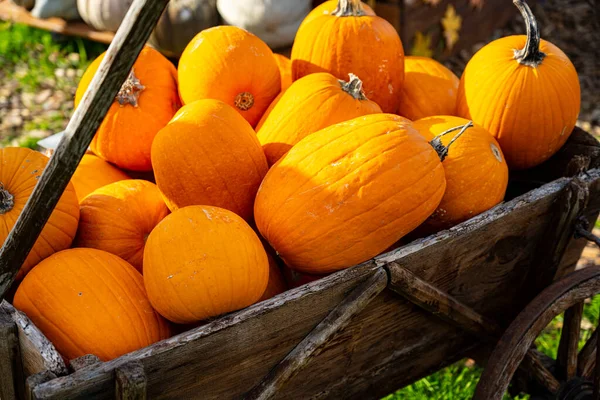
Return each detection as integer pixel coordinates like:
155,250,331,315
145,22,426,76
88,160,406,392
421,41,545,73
474,225,600,400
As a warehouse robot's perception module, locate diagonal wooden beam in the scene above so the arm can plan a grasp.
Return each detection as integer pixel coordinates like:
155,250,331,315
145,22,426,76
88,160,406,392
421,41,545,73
244,268,388,400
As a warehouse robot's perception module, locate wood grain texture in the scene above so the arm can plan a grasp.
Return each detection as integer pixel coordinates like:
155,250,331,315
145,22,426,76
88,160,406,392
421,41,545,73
0,0,170,299
26,371,56,400
0,304,22,400
579,329,597,378
520,349,561,394
115,361,146,400
69,355,101,372
0,301,67,378
30,169,600,400
557,302,584,380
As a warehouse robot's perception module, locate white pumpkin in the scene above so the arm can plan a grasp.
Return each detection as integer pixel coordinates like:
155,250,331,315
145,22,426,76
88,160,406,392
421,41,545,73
77,0,133,32
216,0,311,49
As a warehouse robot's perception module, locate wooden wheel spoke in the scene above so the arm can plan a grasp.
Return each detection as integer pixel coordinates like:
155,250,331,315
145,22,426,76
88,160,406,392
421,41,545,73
557,302,584,380
578,328,597,378
522,349,561,394
594,324,600,400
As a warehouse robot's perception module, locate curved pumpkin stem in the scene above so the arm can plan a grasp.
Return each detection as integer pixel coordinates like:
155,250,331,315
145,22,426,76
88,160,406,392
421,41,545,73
332,0,366,17
234,92,255,111
116,68,145,107
0,183,14,214
430,121,473,162
339,73,368,100
513,0,546,67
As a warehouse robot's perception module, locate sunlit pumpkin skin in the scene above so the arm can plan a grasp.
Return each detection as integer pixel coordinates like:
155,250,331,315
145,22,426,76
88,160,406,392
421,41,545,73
259,253,288,301
143,206,269,324
151,99,268,221
13,248,170,361
291,0,404,113
255,114,446,274
71,154,130,202
398,56,459,121
299,0,375,30
456,0,580,170
0,148,79,281
274,53,293,92
178,26,280,127
413,116,509,233
257,72,381,166
76,180,170,272
75,47,180,171
256,92,283,131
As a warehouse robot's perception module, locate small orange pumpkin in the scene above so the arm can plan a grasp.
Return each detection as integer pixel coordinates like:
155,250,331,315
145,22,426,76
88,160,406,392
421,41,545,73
257,72,381,166
71,154,129,202
143,206,269,324
398,56,460,121
255,114,446,274
413,116,509,233
151,99,268,221
259,253,288,301
299,0,375,30
456,0,580,170
75,47,180,171
14,248,170,361
292,0,404,113
178,26,280,128
76,180,170,272
273,53,293,92
0,147,79,280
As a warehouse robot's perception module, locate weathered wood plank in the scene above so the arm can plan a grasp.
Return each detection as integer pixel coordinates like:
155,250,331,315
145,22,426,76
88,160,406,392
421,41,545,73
26,371,56,400
69,355,101,372
0,0,170,299
0,304,22,400
115,361,147,400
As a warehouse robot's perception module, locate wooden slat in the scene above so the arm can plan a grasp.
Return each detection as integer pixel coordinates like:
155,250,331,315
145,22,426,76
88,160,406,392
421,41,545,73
557,302,584,380
579,329,597,378
115,361,147,400
25,371,56,400
0,304,22,400
69,355,101,372
0,0,170,299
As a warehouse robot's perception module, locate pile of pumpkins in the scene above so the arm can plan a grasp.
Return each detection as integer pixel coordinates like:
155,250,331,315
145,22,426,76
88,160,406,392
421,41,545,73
1,0,580,363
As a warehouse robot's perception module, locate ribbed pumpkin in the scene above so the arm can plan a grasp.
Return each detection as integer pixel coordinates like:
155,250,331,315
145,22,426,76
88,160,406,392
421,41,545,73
76,180,170,272
299,0,375,30
152,99,268,221
0,148,79,281
178,26,280,127
259,253,288,301
256,92,283,131
13,248,170,361
257,72,381,166
75,47,180,171
413,116,509,233
71,154,129,201
274,53,293,92
456,0,580,170
255,114,446,274
398,56,460,121
143,206,269,324
291,0,404,113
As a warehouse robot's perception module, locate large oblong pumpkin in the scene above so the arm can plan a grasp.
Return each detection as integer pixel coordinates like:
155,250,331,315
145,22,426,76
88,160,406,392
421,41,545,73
257,72,381,166
75,47,180,171
291,0,404,113
456,0,580,170
413,116,509,233
76,180,170,272
0,147,79,280
143,205,269,324
178,26,280,127
71,154,129,202
255,114,446,274
13,248,170,361
151,99,268,221
398,56,459,121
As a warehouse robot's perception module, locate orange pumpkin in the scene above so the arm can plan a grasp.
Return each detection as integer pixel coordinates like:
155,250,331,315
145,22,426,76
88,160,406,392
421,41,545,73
0,148,79,281
398,56,460,121
259,253,288,301
257,72,381,166
76,180,170,272
151,99,268,221
13,248,170,361
292,0,404,113
256,92,283,131
456,0,580,170
300,0,375,30
71,154,129,201
178,26,280,128
274,53,293,92
413,116,509,233
75,47,180,171
255,114,446,274
143,206,269,324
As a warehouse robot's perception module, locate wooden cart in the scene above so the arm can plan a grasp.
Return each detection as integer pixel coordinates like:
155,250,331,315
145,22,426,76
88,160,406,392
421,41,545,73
1,1,600,399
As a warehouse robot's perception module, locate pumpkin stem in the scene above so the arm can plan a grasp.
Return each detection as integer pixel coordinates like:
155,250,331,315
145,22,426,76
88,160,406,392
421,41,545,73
234,92,255,111
116,68,145,107
429,121,473,161
0,183,14,214
332,0,365,17
513,0,546,67
339,73,368,100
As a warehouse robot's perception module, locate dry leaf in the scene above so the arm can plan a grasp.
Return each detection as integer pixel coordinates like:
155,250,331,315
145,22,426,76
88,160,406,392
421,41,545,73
411,31,434,58
470,0,484,10
441,4,462,50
